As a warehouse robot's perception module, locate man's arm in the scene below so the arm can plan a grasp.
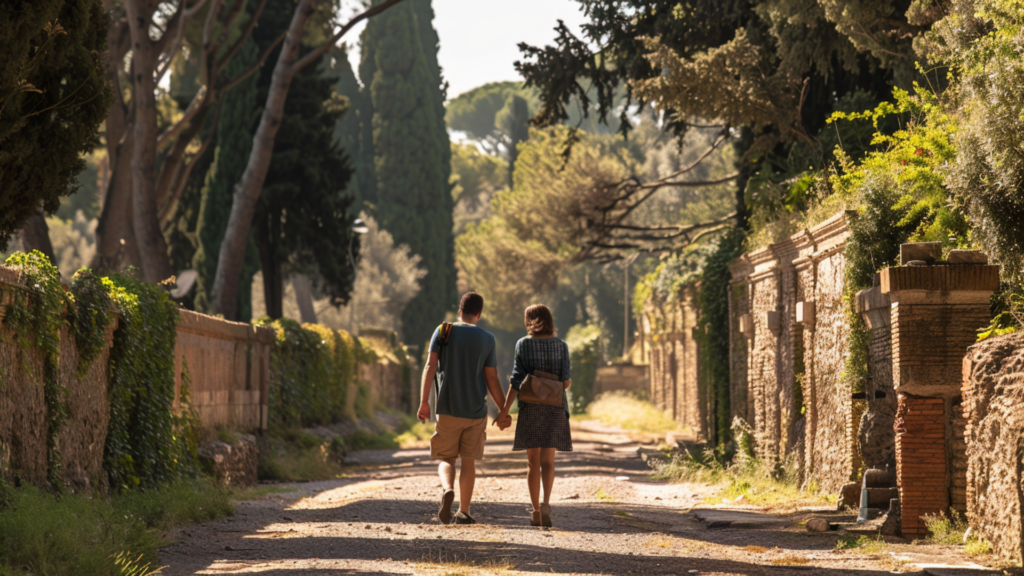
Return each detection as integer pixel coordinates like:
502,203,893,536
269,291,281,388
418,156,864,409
483,367,507,424
417,351,439,422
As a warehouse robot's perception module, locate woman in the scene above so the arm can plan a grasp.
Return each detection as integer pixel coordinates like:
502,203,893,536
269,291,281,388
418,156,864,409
498,304,573,527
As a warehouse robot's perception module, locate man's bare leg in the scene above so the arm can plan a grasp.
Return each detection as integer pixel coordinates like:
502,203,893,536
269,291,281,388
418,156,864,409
458,457,476,515
439,458,457,491
437,458,457,524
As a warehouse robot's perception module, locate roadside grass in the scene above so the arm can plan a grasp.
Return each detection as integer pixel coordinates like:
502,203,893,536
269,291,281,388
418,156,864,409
0,478,232,576
231,485,297,501
258,429,347,482
595,488,617,503
584,391,681,435
922,509,993,557
654,450,834,511
836,534,889,556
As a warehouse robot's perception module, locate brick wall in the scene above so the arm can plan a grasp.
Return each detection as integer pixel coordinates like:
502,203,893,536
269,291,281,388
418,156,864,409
895,395,948,535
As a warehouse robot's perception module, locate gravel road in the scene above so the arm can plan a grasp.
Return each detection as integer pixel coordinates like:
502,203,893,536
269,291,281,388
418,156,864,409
159,420,996,576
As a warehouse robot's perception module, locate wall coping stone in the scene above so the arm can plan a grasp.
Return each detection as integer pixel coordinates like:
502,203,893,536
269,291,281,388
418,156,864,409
730,210,850,282
855,286,892,330
177,308,275,344
881,265,1000,302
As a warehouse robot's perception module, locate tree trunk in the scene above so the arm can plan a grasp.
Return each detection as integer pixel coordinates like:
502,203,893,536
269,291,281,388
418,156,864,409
91,4,141,273
291,273,317,324
210,0,315,319
125,1,174,284
19,212,56,264
256,222,283,320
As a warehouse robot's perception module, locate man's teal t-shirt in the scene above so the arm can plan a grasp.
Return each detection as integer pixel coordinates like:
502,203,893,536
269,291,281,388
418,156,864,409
430,323,496,420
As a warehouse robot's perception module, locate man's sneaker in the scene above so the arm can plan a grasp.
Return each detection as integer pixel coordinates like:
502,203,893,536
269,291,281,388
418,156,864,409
438,490,455,524
453,510,476,524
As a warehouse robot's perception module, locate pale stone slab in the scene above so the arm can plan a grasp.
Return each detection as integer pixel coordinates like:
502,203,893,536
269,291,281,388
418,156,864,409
947,250,988,264
901,241,942,265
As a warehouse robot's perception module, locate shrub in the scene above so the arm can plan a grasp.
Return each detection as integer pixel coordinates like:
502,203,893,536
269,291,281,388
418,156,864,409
565,323,601,412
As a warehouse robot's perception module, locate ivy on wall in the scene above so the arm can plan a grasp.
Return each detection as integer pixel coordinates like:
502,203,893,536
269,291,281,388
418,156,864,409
3,251,71,489
69,269,113,377
104,271,196,490
256,318,375,429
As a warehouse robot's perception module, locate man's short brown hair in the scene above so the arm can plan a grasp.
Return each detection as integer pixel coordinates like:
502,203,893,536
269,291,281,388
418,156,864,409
524,304,556,336
459,292,484,318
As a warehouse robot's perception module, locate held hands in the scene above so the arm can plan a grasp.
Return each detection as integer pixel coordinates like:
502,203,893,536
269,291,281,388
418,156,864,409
417,401,431,423
493,411,512,431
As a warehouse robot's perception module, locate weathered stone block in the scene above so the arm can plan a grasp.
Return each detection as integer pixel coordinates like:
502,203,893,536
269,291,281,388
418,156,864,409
738,313,752,336
946,250,988,264
900,242,942,265
198,434,258,487
855,286,891,330
764,310,781,335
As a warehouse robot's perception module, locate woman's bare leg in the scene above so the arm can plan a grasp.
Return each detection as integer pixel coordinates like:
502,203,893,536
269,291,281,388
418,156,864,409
526,448,542,511
540,447,556,505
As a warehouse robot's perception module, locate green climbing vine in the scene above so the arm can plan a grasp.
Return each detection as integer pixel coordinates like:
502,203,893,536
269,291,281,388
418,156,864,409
68,268,114,378
256,318,368,429
2,251,69,489
104,270,193,490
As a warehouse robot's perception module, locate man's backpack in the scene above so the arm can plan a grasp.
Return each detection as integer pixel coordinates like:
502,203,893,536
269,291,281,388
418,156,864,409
432,322,454,417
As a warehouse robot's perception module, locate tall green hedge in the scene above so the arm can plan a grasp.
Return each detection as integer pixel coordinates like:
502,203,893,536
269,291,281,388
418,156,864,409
565,324,601,413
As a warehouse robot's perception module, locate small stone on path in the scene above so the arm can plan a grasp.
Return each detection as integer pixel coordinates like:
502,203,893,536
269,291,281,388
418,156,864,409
806,517,830,532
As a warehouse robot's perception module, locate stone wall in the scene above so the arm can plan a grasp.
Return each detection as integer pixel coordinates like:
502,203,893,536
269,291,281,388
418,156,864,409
594,364,649,397
642,286,703,434
0,264,414,490
730,212,855,494
962,332,1024,563
175,310,274,432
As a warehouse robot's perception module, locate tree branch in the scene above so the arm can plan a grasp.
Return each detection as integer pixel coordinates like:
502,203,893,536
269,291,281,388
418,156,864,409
213,0,270,76
290,0,408,75
217,31,286,93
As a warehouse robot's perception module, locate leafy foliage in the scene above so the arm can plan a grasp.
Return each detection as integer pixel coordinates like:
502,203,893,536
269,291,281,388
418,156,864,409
68,268,113,378
931,1,1024,284
0,0,110,249
104,271,197,491
565,324,601,412
255,318,368,428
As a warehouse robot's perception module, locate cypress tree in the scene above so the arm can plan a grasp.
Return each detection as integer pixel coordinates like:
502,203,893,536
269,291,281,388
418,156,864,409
360,0,455,349
332,47,377,208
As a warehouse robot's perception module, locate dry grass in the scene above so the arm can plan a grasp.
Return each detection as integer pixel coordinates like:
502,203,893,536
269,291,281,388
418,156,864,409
584,392,682,435
742,545,768,554
416,549,516,574
770,554,809,566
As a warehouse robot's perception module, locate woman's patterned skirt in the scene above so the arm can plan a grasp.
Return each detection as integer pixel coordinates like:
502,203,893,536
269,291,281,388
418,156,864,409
512,401,573,451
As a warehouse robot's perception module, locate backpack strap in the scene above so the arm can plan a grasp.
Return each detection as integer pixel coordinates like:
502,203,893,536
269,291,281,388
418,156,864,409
432,322,454,417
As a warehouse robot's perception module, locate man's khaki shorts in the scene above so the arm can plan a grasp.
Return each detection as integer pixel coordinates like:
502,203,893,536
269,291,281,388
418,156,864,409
431,414,487,460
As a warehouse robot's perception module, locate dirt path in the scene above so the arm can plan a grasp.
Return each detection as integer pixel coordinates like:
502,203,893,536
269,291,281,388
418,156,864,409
160,421,998,575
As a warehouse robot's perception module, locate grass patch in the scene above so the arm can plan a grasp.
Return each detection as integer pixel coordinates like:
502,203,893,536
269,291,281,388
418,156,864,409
584,391,680,435
613,510,631,517
417,549,516,573
922,509,993,556
654,449,834,511
835,534,888,556
595,488,617,503
743,545,768,554
395,420,434,448
258,429,346,482
214,428,239,444
770,554,809,566
0,479,232,576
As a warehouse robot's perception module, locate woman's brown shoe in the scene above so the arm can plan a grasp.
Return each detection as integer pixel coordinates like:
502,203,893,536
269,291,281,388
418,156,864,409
540,503,552,527
531,510,542,526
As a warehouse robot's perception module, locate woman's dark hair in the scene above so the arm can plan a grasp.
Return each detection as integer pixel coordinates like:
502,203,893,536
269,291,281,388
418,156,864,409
459,292,484,317
524,304,556,336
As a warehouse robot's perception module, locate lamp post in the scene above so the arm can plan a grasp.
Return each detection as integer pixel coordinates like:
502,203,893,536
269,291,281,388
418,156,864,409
623,252,640,361
347,218,369,333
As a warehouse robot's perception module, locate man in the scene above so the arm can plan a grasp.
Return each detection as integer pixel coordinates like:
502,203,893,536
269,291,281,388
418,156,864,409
417,292,512,525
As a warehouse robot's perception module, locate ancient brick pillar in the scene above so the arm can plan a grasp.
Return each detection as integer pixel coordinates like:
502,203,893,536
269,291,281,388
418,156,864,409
880,245,999,535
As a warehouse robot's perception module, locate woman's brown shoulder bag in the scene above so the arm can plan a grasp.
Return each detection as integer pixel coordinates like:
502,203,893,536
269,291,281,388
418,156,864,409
519,370,563,407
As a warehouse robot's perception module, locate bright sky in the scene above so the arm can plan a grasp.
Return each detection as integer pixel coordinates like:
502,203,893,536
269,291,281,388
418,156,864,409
344,0,589,99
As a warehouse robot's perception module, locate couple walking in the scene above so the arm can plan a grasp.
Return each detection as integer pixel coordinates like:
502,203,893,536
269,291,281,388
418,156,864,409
416,292,573,527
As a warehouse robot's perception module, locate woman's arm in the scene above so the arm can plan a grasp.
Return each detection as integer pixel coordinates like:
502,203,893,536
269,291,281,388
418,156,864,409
563,378,572,390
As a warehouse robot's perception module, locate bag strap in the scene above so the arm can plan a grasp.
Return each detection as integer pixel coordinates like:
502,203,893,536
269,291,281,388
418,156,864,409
432,322,453,416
